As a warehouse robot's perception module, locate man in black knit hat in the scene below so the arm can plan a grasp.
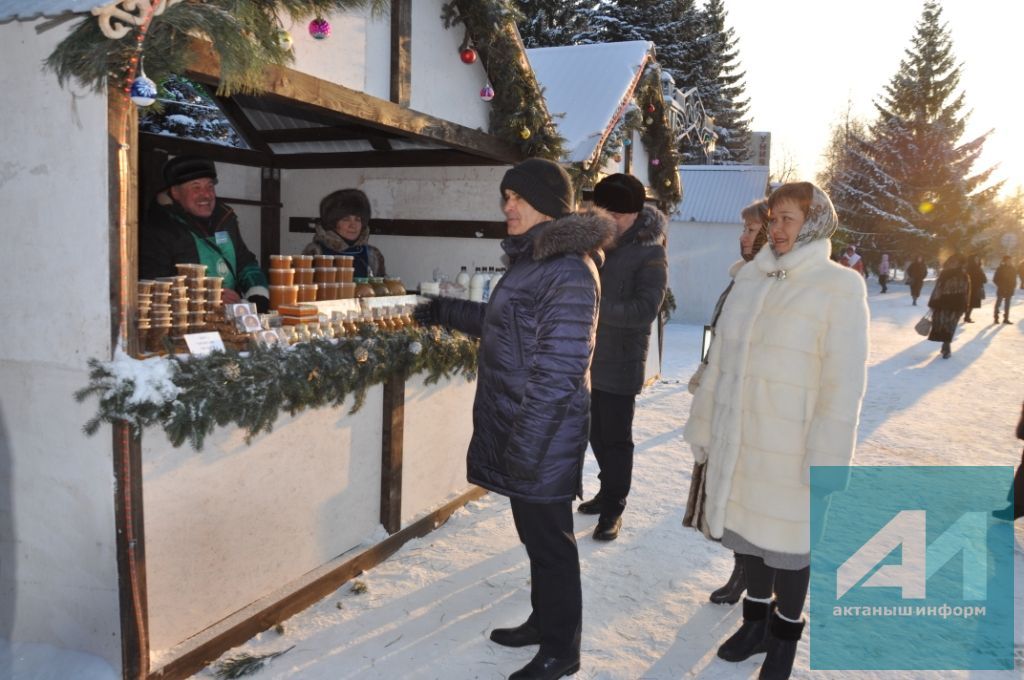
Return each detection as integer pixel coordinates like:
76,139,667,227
418,158,615,680
577,173,667,542
140,155,269,311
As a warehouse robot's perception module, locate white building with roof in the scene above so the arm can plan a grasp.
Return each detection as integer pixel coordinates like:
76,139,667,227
668,164,770,324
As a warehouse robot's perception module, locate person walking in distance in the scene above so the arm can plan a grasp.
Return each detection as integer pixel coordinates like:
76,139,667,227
906,255,928,305
414,158,615,680
877,253,891,293
927,253,970,358
992,255,1016,324
963,254,987,323
576,174,667,542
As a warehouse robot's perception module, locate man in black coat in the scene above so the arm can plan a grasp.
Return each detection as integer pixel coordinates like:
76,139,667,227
422,158,615,680
576,174,668,542
992,256,1016,324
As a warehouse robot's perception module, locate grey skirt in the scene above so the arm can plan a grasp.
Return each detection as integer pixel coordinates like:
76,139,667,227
722,529,809,570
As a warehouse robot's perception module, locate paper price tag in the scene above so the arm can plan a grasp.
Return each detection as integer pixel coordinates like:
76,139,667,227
184,332,226,356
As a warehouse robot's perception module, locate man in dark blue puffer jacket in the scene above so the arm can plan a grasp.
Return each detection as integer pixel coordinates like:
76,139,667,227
422,158,615,680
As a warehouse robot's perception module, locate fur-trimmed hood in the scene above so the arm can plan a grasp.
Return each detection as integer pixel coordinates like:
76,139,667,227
610,205,667,250
501,208,616,265
311,222,363,251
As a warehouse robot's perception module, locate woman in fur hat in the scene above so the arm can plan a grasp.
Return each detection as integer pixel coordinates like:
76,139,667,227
303,188,386,278
684,182,869,680
415,158,615,680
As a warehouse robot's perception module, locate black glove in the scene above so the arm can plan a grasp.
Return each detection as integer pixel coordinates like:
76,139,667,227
248,294,270,314
412,297,438,326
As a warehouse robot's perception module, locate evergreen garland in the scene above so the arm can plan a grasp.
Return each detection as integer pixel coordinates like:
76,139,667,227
46,1,388,96
75,326,478,451
441,1,565,159
633,66,682,210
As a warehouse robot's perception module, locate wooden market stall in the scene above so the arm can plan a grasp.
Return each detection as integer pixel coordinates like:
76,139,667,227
0,1,566,678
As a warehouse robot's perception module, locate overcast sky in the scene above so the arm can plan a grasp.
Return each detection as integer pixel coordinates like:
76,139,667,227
726,0,1022,195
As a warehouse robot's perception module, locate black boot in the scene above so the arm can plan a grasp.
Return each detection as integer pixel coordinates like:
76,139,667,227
592,515,621,541
709,553,746,604
758,613,805,679
941,341,951,359
717,598,773,662
490,619,541,647
576,494,602,515
508,650,580,679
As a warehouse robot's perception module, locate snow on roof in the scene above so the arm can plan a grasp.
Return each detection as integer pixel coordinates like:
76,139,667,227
526,41,653,164
0,1,105,22
673,165,770,224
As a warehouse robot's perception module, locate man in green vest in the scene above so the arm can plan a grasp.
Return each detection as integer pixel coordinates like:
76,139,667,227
140,155,269,311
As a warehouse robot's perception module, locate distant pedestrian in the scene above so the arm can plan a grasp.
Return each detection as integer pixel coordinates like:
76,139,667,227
878,253,891,293
992,400,1024,522
839,244,865,275
927,254,970,358
1017,258,1024,291
993,256,1017,324
962,255,987,323
906,255,927,305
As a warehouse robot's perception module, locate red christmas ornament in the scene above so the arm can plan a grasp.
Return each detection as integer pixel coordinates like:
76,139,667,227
646,103,656,113
460,47,478,64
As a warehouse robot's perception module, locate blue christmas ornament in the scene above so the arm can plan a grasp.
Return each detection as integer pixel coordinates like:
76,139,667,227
130,69,157,107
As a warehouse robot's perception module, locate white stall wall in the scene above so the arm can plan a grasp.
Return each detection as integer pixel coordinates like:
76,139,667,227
142,390,384,654
667,220,741,324
280,166,511,287
216,163,263,262
285,1,489,132
400,375,477,525
0,19,121,673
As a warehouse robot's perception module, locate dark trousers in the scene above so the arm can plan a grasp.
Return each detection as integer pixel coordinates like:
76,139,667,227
994,295,1011,320
510,498,582,657
740,554,810,621
879,274,889,293
589,389,636,520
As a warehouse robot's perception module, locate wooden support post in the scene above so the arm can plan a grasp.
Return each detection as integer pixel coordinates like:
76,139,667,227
259,167,281,271
390,0,412,107
380,373,405,534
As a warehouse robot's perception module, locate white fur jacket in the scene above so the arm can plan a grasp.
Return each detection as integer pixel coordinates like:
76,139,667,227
683,239,869,554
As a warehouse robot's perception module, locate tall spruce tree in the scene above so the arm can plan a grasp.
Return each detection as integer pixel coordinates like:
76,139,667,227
513,0,597,47
864,1,998,254
677,0,751,164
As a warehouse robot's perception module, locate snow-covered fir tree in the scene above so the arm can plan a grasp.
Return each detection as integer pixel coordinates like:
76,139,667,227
677,0,750,164
859,1,999,254
139,75,246,148
513,0,598,47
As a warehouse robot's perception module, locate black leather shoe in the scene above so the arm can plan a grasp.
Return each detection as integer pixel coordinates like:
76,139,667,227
592,516,621,541
717,598,773,662
576,495,602,515
709,554,745,604
489,621,541,648
508,652,580,679
758,614,804,679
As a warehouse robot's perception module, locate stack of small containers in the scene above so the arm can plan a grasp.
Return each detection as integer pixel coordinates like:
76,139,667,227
267,254,356,309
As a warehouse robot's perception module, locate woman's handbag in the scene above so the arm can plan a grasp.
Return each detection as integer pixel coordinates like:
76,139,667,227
914,311,933,336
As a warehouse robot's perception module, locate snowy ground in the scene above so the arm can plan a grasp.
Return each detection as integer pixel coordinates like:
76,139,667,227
185,277,1024,680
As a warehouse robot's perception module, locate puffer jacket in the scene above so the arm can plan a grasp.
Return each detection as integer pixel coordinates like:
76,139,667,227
436,211,616,502
591,206,668,395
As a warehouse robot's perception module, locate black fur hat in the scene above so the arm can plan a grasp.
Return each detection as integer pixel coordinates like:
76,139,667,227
320,189,372,230
593,173,646,213
162,155,217,189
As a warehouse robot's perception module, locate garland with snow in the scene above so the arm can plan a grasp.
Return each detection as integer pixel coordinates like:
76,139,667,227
75,325,478,451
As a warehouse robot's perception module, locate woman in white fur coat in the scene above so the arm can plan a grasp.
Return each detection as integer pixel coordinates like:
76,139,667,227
684,182,869,680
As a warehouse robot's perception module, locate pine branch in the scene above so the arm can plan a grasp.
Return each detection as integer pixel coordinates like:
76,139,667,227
214,645,294,679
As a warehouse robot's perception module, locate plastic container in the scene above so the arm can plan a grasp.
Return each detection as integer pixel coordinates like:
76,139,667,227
269,254,292,269
269,285,299,309
298,284,318,303
269,268,295,285
295,268,315,285
469,267,486,302
455,266,470,288
293,254,314,269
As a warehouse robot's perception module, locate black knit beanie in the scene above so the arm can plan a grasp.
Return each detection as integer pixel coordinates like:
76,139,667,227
320,189,372,230
163,155,217,189
500,158,574,219
593,173,646,213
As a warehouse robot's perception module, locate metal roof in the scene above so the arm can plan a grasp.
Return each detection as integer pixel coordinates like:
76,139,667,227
0,1,104,22
527,41,652,164
673,165,770,223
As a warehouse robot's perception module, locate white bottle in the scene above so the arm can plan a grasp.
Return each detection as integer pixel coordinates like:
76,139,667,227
481,266,494,302
469,267,486,302
455,266,470,288
491,267,505,291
